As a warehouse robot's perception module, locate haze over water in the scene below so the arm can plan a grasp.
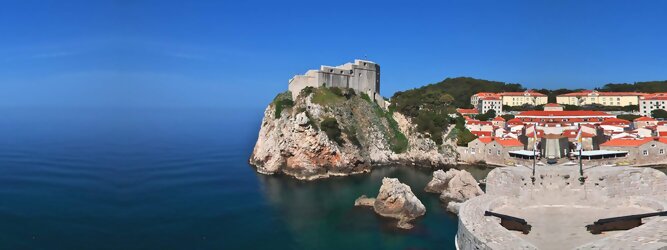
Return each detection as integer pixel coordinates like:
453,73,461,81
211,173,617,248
0,107,494,249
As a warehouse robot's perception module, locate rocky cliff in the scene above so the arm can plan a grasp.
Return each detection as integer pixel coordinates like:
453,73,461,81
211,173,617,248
249,89,458,180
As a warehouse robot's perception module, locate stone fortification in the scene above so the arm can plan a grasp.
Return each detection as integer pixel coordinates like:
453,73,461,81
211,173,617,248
456,166,667,250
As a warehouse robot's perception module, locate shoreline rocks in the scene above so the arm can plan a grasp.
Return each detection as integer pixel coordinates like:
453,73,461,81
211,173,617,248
355,178,426,229
425,169,483,214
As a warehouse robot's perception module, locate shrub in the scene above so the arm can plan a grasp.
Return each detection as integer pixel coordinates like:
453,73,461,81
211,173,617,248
617,114,641,121
320,117,344,145
360,92,372,103
652,109,667,119
501,114,515,121
329,87,343,96
272,91,293,119
344,127,362,148
299,86,315,97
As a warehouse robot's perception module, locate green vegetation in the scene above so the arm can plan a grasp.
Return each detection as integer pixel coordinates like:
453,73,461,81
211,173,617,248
343,127,362,148
360,92,372,103
371,102,408,153
651,109,667,119
312,87,345,105
474,109,496,121
299,86,315,97
320,117,344,145
311,87,357,106
391,86,456,145
415,77,524,108
272,91,294,118
501,114,515,121
598,81,667,93
453,116,477,146
617,114,642,121
503,104,544,112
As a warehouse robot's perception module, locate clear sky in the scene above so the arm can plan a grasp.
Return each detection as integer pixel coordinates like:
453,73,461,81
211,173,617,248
1,0,665,109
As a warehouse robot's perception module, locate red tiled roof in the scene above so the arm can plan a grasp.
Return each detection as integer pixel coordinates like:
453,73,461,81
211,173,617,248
600,138,654,147
562,129,595,138
641,93,667,100
456,108,478,114
472,92,499,97
601,118,631,125
635,116,656,122
507,118,523,124
472,131,492,137
516,110,613,117
499,90,547,97
477,137,493,144
480,96,501,100
495,138,524,147
659,131,667,137
493,116,506,121
466,120,493,126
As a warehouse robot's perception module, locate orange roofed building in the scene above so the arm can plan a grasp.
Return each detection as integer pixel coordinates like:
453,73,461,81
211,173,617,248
556,90,646,107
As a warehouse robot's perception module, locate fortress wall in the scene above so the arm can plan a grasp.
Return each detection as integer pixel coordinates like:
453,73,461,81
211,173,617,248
456,195,538,250
458,166,667,250
288,60,381,101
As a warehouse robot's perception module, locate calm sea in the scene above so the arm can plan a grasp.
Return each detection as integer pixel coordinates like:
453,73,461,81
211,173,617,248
4,107,662,250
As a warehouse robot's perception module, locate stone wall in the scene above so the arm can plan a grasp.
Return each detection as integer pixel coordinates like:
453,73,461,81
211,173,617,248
288,59,380,100
456,166,667,249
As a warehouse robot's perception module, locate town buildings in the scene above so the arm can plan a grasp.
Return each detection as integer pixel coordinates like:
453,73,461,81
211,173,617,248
556,90,646,106
600,137,667,165
473,94,502,114
639,93,667,116
469,90,547,114
498,90,548,106
515,110,615,124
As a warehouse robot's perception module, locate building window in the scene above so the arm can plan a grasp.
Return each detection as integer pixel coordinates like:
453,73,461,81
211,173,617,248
643,150,649,156
660,149,665,155
488,149,492,154
497,150,501,155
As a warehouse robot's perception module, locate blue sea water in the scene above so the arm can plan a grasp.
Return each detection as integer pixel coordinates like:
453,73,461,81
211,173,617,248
13,107,666,249
0,107,473,249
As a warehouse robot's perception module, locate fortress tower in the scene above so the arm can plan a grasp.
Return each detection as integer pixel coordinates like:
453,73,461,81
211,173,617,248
288,59,382,104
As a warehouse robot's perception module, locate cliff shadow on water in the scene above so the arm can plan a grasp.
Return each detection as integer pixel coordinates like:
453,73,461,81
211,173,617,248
253,164,493,250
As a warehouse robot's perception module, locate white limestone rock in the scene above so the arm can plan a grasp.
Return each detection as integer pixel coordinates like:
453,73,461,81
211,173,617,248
249,92,459,181
373,178,426,229
425,169,484,214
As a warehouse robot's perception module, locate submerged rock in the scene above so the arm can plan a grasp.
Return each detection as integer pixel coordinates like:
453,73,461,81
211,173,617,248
354,195,375,207
425,169,483,214
361,178,426,229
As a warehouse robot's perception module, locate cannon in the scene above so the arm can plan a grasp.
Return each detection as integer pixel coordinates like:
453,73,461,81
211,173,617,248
586,211,667,234
484,210,532,234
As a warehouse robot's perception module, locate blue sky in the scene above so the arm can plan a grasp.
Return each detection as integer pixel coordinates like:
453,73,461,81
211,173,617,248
1,0,665,109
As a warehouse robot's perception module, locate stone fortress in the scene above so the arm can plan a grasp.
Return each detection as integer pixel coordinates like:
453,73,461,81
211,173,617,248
456,165,667,250
288,59,386,106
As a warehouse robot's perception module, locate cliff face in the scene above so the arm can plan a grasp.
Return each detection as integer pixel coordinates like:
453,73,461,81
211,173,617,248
250,91,458,180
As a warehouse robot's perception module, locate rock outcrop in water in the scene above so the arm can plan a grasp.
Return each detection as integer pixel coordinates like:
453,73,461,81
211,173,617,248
249,88,458,180
355,178,426,229
425,169,483,214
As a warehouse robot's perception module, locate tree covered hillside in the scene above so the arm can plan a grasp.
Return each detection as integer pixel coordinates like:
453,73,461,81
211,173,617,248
597,81,667,93
415,77,525,108
389,77,522,145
